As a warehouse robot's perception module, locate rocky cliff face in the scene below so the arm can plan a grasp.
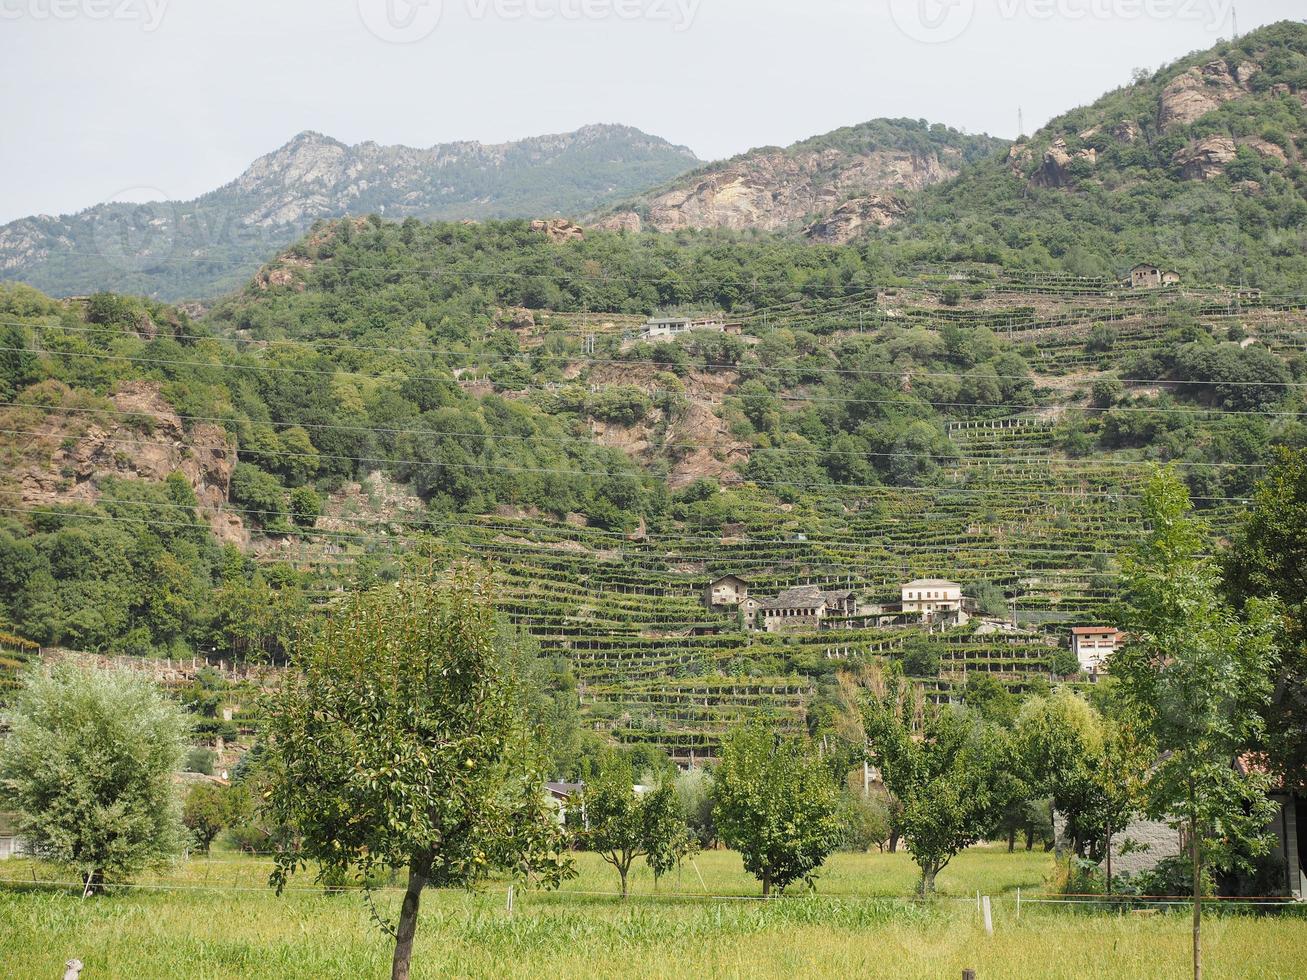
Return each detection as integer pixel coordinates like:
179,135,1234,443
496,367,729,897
2,381,243,544
1006,27,1305,191
597,146,958,236
593,119,1007,239
0,125,699,301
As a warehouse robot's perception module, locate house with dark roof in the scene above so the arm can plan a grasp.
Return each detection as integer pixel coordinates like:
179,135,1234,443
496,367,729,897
759,586,857,634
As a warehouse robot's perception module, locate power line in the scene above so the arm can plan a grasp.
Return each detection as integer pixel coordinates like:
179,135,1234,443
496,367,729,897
0,406,1276,471
20,317,1307,391
3,344,1303,419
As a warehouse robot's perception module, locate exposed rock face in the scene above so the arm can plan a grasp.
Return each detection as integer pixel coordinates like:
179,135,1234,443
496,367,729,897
1031,139,1098,188
1173,136,1238,180
4,381,242,544
1157,60,1247,130
605,146,965,235
803,196,909,245
592,211,643,234
530,218,586,242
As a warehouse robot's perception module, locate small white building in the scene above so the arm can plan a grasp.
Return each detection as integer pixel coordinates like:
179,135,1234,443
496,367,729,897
1071,626,1123,674
0,812,28,860
641,314,732,341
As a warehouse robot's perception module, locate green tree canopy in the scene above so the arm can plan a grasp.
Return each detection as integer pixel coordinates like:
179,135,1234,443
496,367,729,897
0,661,190,892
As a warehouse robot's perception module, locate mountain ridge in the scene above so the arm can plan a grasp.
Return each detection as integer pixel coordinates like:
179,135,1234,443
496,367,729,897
0,124,701,302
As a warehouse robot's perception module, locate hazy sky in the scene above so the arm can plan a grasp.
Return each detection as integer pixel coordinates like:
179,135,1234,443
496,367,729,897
1,0,1301,222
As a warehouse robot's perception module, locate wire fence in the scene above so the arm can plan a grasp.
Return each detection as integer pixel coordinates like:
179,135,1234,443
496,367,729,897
2,873,1302,915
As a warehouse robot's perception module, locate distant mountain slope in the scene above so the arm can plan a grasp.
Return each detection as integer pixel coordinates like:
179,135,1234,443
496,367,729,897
0,125,700,301
592,118,1009,243
893,20,1307,287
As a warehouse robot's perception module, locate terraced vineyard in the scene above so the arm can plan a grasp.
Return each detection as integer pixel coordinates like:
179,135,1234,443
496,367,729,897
208,267,1298,761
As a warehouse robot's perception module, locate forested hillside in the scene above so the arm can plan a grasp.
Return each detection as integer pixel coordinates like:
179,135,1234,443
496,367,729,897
889,21,1307,289
3,211,1304,764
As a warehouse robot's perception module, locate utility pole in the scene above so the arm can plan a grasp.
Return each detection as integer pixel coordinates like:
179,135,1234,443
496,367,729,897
1018,105,1024,139
1231,6,1239,39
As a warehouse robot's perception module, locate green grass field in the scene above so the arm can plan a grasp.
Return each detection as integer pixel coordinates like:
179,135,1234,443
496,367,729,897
1,847,1303,979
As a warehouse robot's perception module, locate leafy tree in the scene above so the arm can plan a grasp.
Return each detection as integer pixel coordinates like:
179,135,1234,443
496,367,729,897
1223,447,1307,790
264,571,573,980
1116,470,1278,980
674,767,717,848
229,463,290,534
712,724,841,896
288,486,322,529
835,788,891,852
573,757,688,898
0,662,190,892
183,781,236,853
859,671,1001,894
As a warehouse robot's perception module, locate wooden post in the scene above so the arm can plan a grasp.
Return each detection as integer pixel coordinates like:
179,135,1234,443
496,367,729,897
982,895,993,936
1016,887,1021,919
962,971,976,980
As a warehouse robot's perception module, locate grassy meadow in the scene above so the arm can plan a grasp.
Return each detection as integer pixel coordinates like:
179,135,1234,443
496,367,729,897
1,846,1304,979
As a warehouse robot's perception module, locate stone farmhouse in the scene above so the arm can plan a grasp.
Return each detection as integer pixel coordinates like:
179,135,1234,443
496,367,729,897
703,573,762,625
1128,263,1182,289
758,585,857,634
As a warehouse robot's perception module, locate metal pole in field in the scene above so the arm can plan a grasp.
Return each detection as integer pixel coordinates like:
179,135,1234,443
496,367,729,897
1016,887,1021,919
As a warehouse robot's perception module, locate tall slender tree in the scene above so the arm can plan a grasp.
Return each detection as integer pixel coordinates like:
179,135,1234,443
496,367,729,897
1116,470,1277,980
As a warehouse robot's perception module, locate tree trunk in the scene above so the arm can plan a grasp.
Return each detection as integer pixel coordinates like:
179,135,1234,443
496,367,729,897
919,866,937,896
1024,826,1034,851
391,863,428,980
888,830,900,853
762,872,771,897
1191,817,1201,980
1007,827,1016,853
619,866,629,900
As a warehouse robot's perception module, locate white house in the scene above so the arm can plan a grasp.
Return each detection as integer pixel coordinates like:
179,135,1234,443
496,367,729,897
901,580,964,620
1070,626,1123,674
640,314,732,341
